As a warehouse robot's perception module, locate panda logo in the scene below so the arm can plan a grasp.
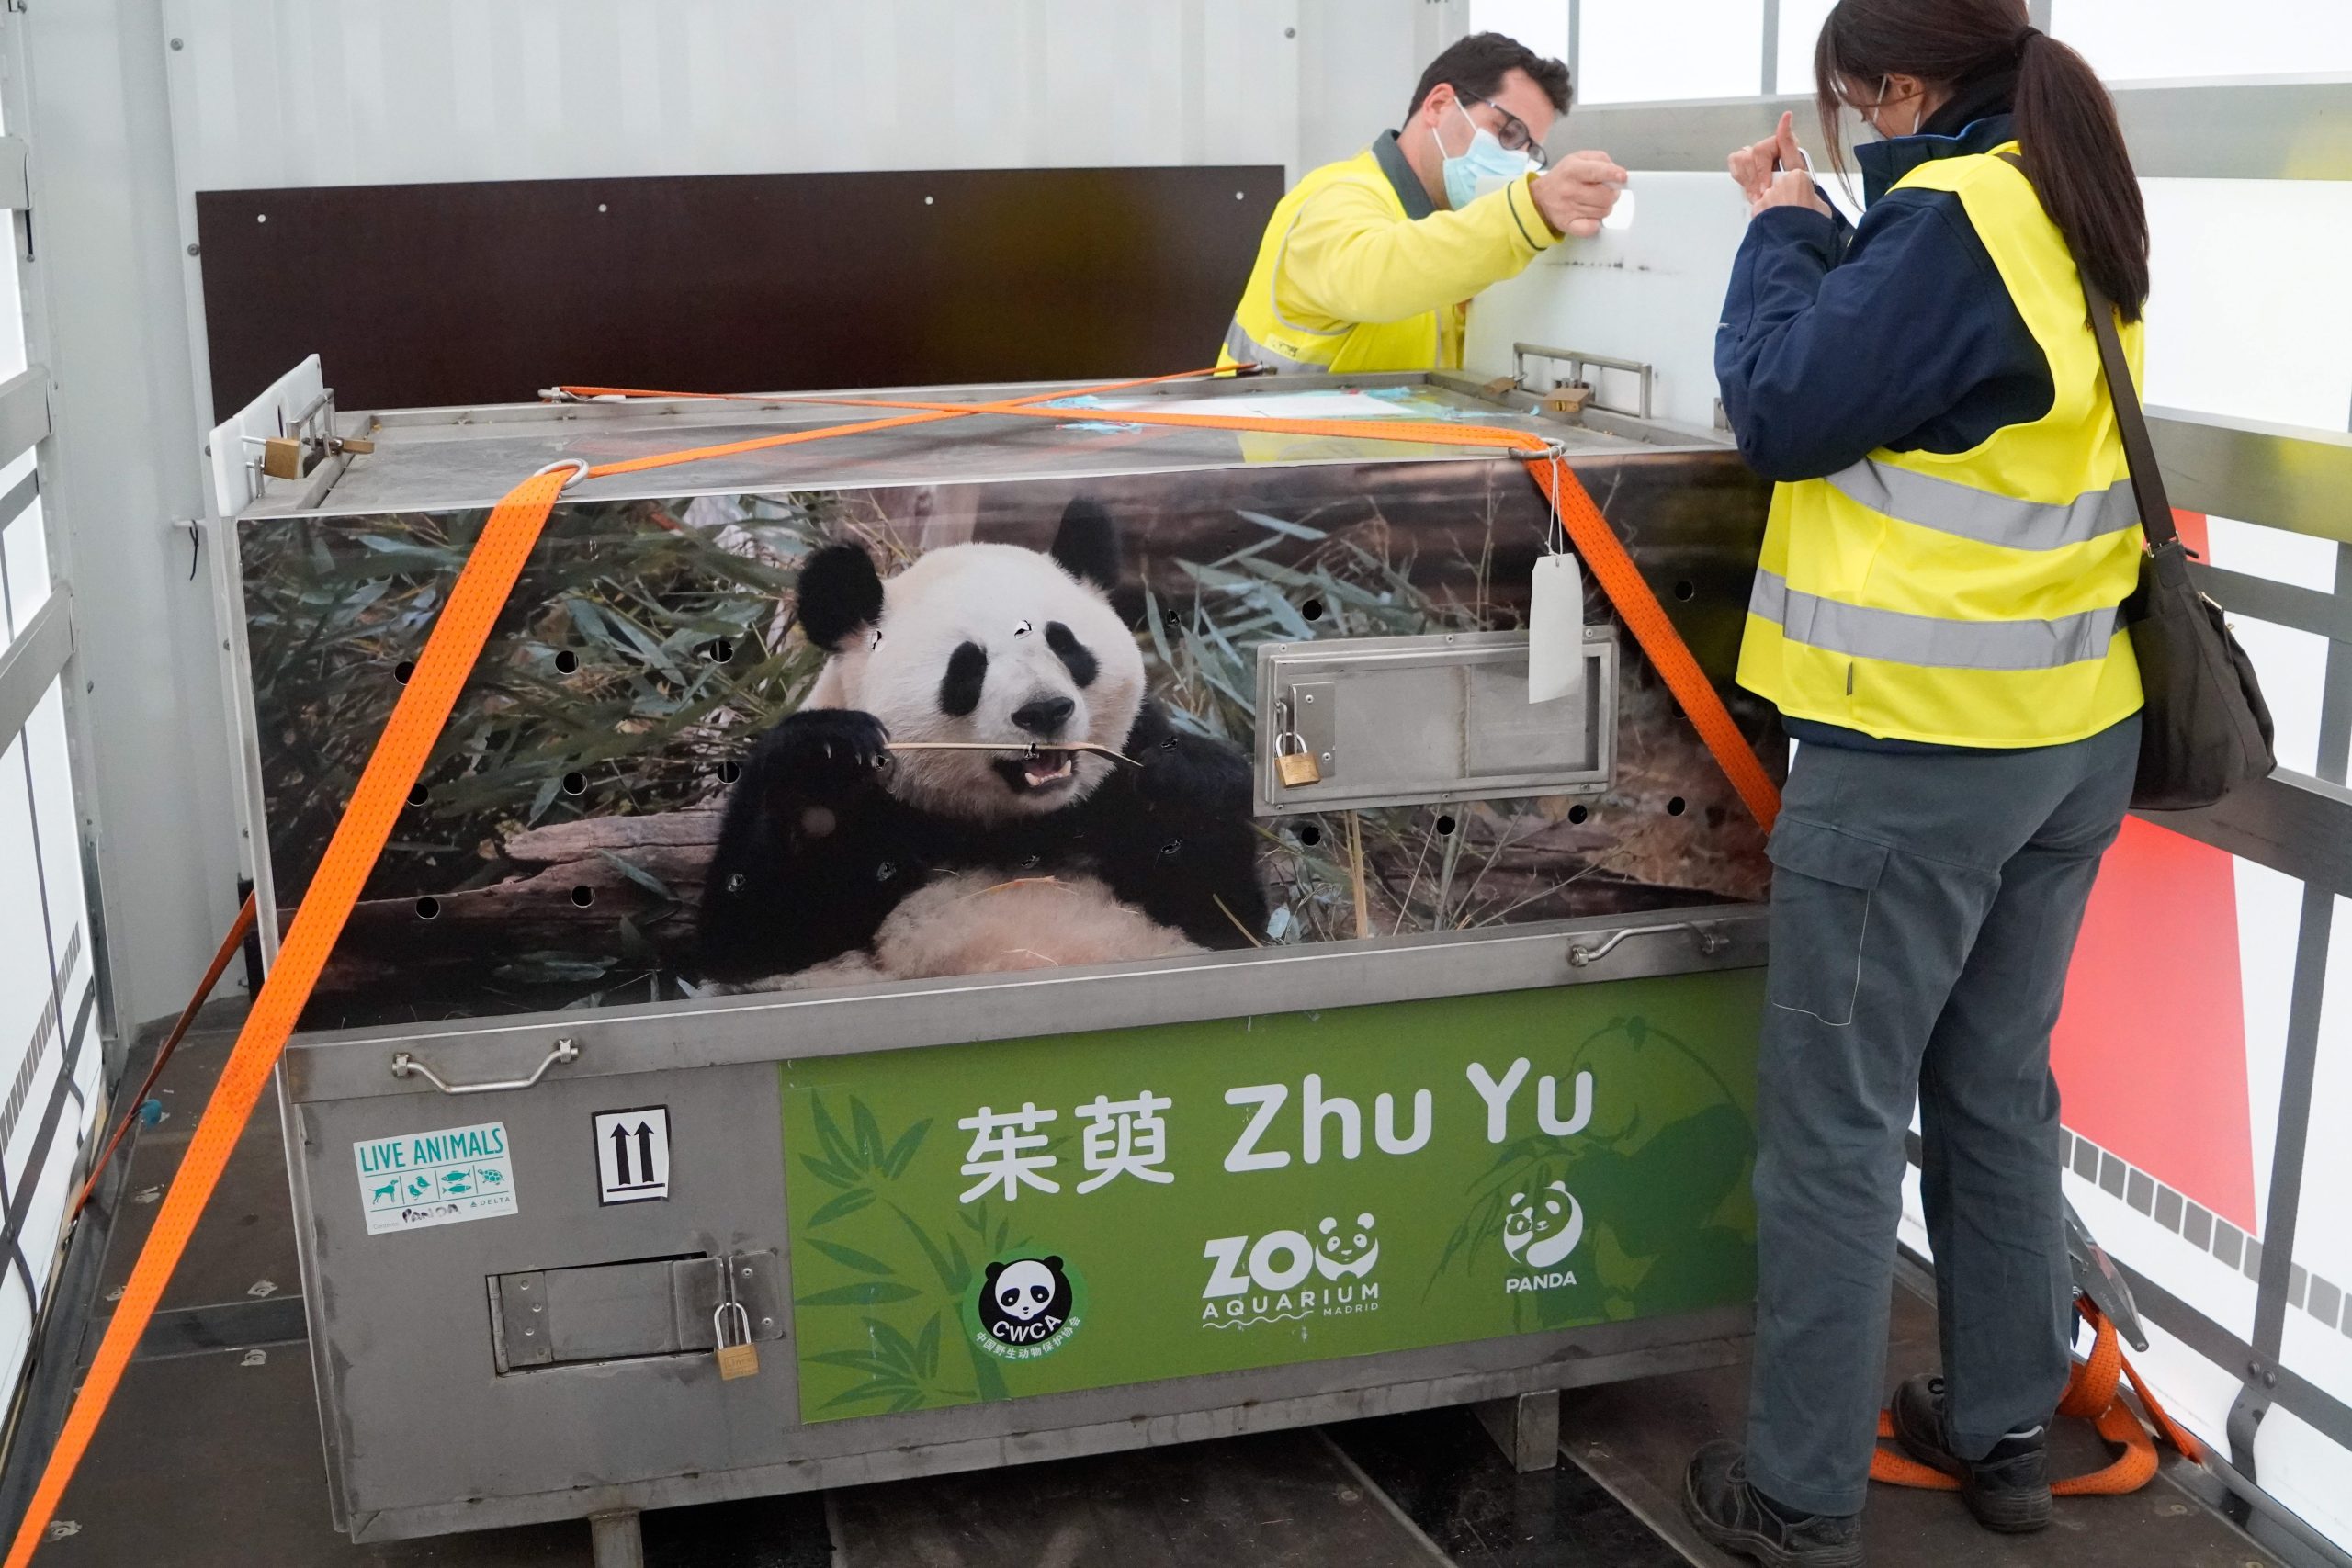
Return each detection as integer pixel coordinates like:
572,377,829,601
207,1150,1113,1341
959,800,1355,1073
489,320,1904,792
978,1255,1074,1347
1502,1182,1585,1269
1315,1213,1379,1280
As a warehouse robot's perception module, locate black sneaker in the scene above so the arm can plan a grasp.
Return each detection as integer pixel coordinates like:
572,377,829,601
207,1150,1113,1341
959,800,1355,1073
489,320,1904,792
1889,1374,2054,1533
1683,1440,1865,1567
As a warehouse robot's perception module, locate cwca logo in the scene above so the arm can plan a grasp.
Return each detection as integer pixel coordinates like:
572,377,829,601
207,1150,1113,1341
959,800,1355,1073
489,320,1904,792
970,1254,1084,1361
1502,1181,1585,1293
1202,1213,1382,1328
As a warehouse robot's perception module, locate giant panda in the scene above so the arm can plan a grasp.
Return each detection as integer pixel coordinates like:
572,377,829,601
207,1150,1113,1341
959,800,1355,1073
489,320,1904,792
696,499,1269,989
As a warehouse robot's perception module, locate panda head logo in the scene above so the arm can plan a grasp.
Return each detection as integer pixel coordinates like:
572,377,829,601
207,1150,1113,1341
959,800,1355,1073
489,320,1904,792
978,1255,1074,1345
793,500,1145,824
1315,1213,1379,1280
1501,1182,1585,1269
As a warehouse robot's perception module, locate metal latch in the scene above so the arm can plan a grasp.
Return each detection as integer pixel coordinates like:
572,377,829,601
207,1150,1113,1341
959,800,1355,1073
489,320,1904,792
241,385,376,490
492,1250,786,1373
1512,343,1655,422
1252,629,1616,816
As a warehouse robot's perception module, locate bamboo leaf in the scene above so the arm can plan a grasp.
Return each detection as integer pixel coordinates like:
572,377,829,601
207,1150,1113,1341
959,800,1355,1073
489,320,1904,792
807,1095,859,1171
794,1281,922,1308
820,1375,918,1409
1235,509,1329,541
880,1118,932,1179
914,1312,942,1378
595,849,676,901
808,1238,896,1276
892,1205,972,1294
861,1316,922,1373
799,1155,859,1191
849,1098,887,1169
808,1187,877,1227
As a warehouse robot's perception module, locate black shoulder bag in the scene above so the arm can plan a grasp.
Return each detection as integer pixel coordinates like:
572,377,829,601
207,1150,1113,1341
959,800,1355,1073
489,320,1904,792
2000,152,2275,810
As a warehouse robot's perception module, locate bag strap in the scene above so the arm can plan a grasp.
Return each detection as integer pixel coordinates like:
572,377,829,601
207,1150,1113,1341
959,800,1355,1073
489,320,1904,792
1994,151,2178,550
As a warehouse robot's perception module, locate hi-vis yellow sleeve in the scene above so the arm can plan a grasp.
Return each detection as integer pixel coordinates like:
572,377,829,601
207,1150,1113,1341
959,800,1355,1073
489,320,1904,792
1276,173,1560,328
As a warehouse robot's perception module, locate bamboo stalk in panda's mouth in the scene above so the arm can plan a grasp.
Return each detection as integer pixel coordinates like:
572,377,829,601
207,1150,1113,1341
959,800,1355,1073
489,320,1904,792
882,740,1138,767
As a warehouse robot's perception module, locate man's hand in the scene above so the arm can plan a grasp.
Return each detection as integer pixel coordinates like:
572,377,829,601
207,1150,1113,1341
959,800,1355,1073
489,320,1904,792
1729,111,1828,218
1529,151,1628,238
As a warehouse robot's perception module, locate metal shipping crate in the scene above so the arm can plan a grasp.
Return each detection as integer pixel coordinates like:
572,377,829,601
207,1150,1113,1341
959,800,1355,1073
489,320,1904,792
217,364,1782,1558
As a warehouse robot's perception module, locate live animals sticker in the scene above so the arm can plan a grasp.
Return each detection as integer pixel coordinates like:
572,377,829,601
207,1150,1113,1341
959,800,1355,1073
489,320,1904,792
354,1121,517,1235
1528,553,1586,707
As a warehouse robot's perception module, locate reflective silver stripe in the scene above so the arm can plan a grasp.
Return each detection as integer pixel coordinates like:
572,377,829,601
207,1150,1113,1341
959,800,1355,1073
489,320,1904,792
1223,319,1325,374
1826,458,2138,552
1748,569,2118,671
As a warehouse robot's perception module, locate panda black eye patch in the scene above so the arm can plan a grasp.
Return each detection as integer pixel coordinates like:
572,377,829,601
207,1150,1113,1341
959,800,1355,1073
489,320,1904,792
1044,621,1097,687
939,641,988,716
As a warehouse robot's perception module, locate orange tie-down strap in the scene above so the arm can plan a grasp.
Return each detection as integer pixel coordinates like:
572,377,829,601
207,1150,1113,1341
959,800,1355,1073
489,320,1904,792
5,366,1775,1565
1870,1302,2204,1498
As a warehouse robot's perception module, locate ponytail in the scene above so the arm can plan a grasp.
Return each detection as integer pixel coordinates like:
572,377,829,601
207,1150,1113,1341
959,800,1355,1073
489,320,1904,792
2012,29,2150,320
1811,0,2150,321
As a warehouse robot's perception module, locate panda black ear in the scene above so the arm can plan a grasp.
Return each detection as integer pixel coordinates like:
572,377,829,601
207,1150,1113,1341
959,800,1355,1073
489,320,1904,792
1049,500,1122,593
796,544,885,653
984,1261,1005,1285
1042,1255,1064,1274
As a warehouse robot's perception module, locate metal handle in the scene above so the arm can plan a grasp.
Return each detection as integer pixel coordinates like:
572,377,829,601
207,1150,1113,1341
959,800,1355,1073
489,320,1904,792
390,1037,580,1095
1511,343,1655,421
1567,921,1729,968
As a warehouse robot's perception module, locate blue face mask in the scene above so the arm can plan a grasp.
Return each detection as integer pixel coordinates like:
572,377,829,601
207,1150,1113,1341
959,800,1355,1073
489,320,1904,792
1440,101,1531,209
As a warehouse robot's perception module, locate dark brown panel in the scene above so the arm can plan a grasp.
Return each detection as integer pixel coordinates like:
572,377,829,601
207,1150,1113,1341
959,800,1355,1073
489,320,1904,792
195,165,1283,420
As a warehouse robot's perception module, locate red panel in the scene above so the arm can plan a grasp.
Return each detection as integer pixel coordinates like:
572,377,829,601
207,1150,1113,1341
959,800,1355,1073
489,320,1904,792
2052,812,2258,1233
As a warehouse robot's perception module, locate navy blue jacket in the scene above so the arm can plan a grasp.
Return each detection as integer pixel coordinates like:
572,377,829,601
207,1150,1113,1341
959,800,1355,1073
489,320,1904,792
1718,94,2056,752
1717,109,2048,483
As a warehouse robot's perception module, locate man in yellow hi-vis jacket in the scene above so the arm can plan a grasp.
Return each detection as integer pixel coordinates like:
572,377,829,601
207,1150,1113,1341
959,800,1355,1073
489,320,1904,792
1220,32,1628,376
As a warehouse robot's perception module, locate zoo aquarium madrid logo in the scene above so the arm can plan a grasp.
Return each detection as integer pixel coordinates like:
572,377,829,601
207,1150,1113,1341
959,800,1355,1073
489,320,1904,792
1502,1181,1586,1292
1201,1213,1382,1328
968,1253,1085,1361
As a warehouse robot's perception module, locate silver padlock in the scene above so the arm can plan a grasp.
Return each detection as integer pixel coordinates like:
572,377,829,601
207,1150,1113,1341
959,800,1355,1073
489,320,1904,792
713,1299,759,1380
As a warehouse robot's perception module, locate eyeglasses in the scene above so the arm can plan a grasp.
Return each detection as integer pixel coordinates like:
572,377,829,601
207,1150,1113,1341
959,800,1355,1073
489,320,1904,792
1459,94,1551,170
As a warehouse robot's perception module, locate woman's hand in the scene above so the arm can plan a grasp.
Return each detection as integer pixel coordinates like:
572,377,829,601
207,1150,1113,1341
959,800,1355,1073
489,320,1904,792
1756,168,1832,218
1727,115,1785,208
1729,111,1829,218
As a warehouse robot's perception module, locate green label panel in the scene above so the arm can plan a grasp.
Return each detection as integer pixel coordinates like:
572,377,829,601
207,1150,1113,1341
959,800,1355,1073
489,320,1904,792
781,971,1762,1422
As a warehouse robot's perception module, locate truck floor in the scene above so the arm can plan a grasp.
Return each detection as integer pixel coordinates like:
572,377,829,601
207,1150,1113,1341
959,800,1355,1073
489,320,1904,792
19,1018,2290,1568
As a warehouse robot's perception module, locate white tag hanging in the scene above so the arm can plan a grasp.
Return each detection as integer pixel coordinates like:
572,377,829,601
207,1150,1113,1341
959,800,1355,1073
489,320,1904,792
1528,552,1585,706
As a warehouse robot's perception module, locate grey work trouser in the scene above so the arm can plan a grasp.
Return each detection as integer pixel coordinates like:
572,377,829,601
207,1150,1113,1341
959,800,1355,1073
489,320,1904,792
1742,712,2140,1517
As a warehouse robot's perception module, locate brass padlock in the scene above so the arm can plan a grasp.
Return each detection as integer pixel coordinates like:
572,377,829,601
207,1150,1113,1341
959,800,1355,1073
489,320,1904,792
1274,729,1320,788
260,436,304,480
713,1300,760,1381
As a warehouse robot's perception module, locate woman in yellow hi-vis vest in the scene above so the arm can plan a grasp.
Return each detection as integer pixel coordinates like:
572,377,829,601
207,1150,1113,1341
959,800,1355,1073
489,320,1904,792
1683,5,2152,1564
1217,32,1627,377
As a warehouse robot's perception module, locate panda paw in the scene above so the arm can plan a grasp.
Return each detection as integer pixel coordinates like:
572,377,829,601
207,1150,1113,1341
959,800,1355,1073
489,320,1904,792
754,709,894,799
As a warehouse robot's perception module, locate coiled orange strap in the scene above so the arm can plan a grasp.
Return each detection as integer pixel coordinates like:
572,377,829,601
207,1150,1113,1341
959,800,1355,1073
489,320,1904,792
1870,1303,2204,1498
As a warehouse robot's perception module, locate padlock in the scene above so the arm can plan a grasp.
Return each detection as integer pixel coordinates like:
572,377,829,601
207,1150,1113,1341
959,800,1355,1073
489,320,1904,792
713,1300,760,1381
260,436,304,480
1274,729,1321,788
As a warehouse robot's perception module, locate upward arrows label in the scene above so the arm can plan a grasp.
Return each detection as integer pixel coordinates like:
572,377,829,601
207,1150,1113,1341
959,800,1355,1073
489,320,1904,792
593,1107,672,1205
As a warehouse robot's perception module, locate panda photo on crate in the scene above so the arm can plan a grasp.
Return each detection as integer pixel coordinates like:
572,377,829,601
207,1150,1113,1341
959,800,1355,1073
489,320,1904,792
696,497,1268,989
